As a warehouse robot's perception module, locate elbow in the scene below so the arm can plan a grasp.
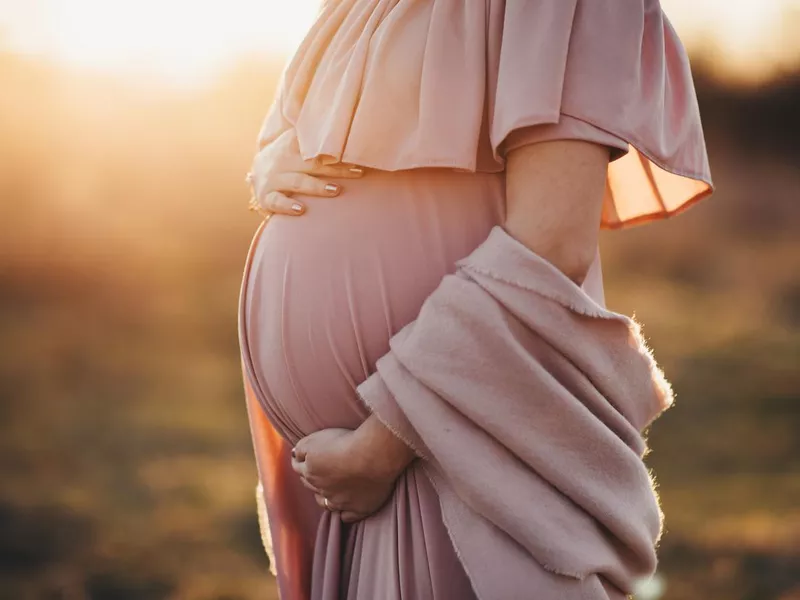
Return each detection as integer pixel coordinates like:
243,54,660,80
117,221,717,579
508,223,595,286
538,242,595,287
503,215,598,287
559,252,594,287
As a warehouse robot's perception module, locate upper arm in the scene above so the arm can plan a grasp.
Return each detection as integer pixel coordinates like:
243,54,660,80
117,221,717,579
503,139,610,285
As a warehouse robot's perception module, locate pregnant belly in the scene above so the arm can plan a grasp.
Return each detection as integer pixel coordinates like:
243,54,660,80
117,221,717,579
242,168,504,439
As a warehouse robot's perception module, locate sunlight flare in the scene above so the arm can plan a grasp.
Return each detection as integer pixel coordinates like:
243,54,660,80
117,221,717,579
2,0,320,84
0,0,797,84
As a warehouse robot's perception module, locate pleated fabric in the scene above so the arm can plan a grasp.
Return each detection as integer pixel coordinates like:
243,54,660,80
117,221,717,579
257,0,713,229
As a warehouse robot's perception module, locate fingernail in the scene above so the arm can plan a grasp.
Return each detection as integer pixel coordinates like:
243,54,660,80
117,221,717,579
291,448,297,459
291,202,304,213
348,167,364,175
325,183,340,194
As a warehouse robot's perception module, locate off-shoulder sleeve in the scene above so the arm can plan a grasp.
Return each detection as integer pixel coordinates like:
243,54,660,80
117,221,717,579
500,114,630,163
258,0,713,229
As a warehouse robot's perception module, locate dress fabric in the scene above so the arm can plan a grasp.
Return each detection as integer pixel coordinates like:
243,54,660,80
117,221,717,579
259,0,713,228
237,1,713,599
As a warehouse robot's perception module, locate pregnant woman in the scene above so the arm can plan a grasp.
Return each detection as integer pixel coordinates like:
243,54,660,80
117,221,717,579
238,2,713,599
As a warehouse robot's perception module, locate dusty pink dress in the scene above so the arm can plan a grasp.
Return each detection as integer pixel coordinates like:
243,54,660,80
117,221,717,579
237,1,713,598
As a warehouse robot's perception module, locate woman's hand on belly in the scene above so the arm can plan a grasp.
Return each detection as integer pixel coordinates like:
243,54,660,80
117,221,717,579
291,422,415,523
247,127,366,216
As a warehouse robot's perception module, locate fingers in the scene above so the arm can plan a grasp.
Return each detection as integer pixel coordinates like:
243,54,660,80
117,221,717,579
270,171,344,198
291,454,323,492
291,442,307,462
298,476,322,495
259,191,305,215
290,455,309,479
313,495,366,523
341,511,364,524
303,163,366,179
315,493,337,511
249,159,366,217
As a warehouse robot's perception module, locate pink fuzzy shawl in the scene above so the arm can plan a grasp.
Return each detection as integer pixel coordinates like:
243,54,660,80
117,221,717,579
355,225,674,598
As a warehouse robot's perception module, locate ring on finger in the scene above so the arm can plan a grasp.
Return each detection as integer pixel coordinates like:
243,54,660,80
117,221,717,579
323,497,330,510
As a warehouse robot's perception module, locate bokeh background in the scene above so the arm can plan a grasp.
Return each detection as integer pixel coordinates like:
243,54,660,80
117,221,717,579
1,2,798,599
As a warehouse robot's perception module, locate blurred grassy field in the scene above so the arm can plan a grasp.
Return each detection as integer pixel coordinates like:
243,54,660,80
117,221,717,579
0,51,798,600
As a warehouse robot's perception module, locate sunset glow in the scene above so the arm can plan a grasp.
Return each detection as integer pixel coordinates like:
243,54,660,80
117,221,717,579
0,0,320,85
0,0,797,85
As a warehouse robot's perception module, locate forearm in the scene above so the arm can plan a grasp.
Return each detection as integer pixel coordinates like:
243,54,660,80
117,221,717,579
504,139,609,286
351,413,417,480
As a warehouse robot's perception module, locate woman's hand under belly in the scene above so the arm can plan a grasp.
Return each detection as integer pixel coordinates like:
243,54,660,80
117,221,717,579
290,424,416,523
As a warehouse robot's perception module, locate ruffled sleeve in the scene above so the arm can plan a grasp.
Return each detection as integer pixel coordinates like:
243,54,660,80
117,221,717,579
500,114,630,163
257,0,713,229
